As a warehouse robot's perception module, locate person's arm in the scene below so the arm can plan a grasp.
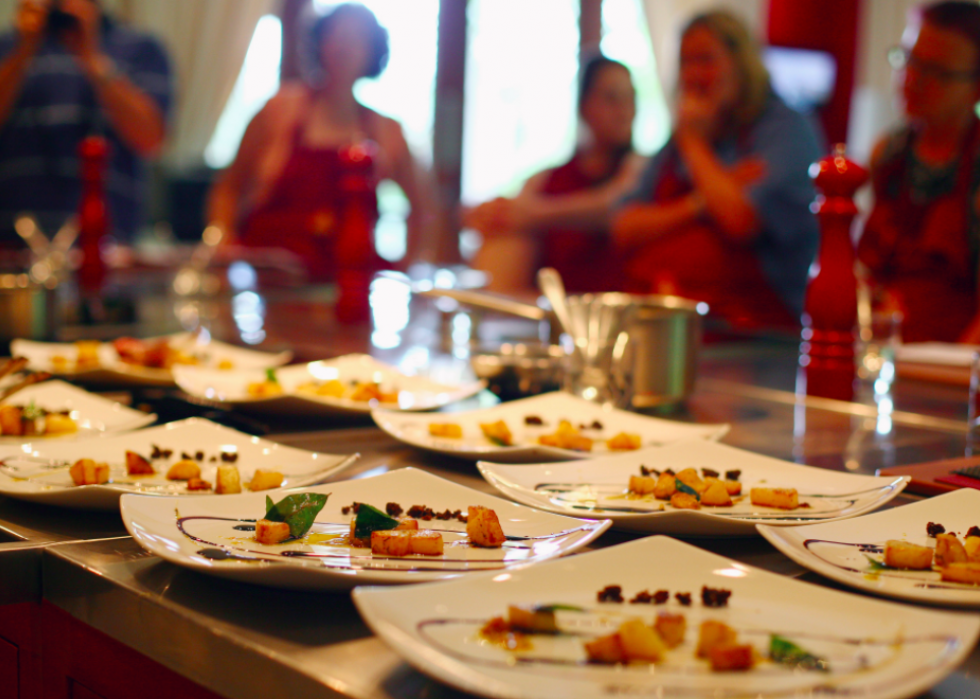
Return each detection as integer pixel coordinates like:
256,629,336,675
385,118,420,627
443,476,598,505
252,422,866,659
60,0,166,156
0,1,48,128
612,193,706,249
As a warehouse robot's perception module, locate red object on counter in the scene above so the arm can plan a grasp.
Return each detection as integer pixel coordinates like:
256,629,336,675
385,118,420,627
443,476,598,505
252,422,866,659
76,135,110,296
334,141,379,325
799,144,868,401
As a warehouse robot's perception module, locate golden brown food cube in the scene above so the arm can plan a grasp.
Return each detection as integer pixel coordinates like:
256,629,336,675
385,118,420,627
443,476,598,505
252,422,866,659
467,506,506,547
654,611,686,648
749,487,799,510
669,492,700,510
166,459,201,481
883,540,933,569
480,419,513,446
675,468,706,493
215,464,242,494
965,536,980,562
629,475,658,495
696,620,738,658
617,618,666,662
606,432,641,451
428,423,462,438
186,477,212,491
255,519,291,544
654,472,676,499
723,480,742,495
0,405,22,436
709,644,756,671
508,605,558,634
700,480,733,507
248,470,284,491
395,518,419,531
371,530,413,556
409,530,444,556
940,561,980,584
69,458,109,486
935,533,969,567
125,450,154,475
583,632,626,664
44,414,77,434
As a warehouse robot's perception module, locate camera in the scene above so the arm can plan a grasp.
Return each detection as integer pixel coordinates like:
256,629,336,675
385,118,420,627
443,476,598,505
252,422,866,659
46,1,78,34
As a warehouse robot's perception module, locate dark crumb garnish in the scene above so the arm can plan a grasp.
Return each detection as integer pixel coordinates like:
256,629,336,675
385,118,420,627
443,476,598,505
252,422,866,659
578,423,588,431
967,526,980,538
524,415,544,425
653,589,669,604
702,586,732,608
150,444,162,459
675,592,692,606
385,502,403,517
629,590,654,604
664,468,675,476
181,451,192,460
406,504,467,523
725,470,741,481
702,468,719,479
590,420,603,430
195,450,204,461
799,502,812,508
341,502,362,516
209,456,217,463
597,585,624,603
639,465,660,477
220,451,239,463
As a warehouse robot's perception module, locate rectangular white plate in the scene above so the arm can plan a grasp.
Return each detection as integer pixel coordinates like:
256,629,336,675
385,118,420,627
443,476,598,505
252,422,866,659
12,334,291,387
121,467,610,590
372,392,729,463
173,354,485,416
353,536,979,699
478,440,909,536
0,417,356,510
759,488,980,607
0,379,156,444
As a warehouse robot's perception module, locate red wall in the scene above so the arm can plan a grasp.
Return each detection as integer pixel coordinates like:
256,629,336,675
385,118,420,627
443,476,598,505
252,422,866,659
767,0,862,146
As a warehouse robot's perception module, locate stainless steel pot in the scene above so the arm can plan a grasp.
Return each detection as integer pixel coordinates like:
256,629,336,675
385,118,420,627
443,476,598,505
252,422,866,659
0,274,59,343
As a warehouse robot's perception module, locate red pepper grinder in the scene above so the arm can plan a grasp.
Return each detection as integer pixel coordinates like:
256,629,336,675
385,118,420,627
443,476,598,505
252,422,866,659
77,135,110,321
799,144,868,401
334,140,380,325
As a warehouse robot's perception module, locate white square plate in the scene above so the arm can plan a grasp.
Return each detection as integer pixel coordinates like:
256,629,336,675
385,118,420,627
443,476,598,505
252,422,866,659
121,467,610,590
353,536,980,699
478,440,909,536
759,488,980,607
372,392,729,463
0,417,356,510
0,379,156,444
12,334,291,386
173,354,485,416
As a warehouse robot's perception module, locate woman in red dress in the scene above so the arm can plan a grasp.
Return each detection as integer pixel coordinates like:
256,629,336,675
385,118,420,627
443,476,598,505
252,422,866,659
207,3,431,283
858,1,980,343
466,55,646,294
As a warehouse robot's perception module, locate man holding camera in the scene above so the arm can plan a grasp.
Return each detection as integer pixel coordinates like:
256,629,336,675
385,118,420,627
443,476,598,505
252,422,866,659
0,0,171,245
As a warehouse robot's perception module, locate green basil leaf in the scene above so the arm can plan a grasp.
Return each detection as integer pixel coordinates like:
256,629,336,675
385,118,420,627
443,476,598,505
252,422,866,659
486,435,508,447
769,634,829,672
532,604,585,613
675,478,700,500
264,492,329,538
864,554,892,571
353,503,400,539
265,368,278,383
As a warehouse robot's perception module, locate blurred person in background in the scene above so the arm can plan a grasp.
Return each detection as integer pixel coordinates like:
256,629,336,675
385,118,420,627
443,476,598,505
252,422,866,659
207,2,432,283
0,0,171,245
613,9,821,330
858,1,980,343
466,54,646,294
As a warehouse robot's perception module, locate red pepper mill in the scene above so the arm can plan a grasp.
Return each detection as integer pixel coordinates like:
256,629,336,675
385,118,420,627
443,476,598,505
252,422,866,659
77,135,110,322
334,140,381,325
799,144,868,401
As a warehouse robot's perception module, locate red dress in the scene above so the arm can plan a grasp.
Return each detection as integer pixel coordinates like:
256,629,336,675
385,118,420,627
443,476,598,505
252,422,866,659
536,153,623,293
858,123,979,343
239,124,386,284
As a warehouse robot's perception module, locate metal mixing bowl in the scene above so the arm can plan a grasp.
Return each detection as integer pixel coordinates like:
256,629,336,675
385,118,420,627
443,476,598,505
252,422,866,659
470,342,564,401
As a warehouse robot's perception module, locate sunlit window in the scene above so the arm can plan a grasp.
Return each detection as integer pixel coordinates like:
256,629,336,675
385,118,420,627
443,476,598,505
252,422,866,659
205,15,282,170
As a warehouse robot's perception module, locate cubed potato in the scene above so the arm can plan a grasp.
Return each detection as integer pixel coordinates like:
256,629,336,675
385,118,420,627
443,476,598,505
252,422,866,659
371,530,413,556
508,605,558,634
696,620,738,658
395,518,419,531
723,480,742,496
629,475,658,495
965,536,980,562
166,459,201,481
316,379,346,398
675,468,706,493
607,432,641,451
709,644,756,671
255,518,291,544
701,480,733,507
248,470,284,491
0,405,22,436
940,562,980,585
583,632,626,664
618,618,666,662
409,530,444,556
125,450,154,476
883,540,933,570
186,477,212,491
69,458,109,486
539,421,593,452
44,414,77,435
428,423,463,438
467,505,506,547
654,612,686,649
670,492,700,510
750,487,799,510
215,464,242,494
480,420,513,446
935,533,968,567
654,472,677,500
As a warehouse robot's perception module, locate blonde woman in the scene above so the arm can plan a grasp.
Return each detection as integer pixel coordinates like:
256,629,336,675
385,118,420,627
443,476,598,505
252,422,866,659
614,9,822,329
